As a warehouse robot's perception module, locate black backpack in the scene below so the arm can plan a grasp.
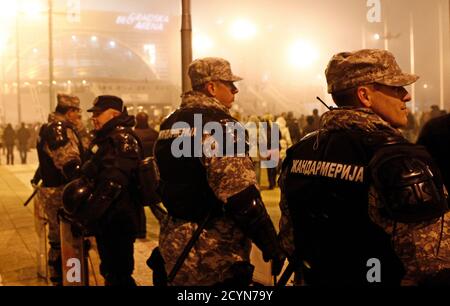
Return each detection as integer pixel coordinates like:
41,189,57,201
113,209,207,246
127,129,162,209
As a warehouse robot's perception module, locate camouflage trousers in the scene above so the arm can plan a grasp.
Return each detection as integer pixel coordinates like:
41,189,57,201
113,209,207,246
38,186,64,284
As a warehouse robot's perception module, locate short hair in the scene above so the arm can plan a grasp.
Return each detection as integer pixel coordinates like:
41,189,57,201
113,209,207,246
192,81,218,96
192,83,206,92
331,87,362,107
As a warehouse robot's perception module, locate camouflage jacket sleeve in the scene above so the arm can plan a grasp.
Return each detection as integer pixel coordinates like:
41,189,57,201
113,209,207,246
201,135,257,203
368,185,450,285
44,128,81,170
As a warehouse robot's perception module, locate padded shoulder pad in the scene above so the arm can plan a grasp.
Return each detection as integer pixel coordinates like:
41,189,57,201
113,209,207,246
112,129,140,156
221,119,249,156
201,111,248,157
369,143,448,223
45,121,70,151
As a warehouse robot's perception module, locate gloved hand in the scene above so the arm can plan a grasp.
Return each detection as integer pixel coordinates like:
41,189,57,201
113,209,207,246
270,249,286,276
30,178,39,188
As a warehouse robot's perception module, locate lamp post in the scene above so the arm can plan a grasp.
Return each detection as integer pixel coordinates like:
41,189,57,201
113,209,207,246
409,12,416,113
383,0,389,51
181,0,192,94
48,0,54,111
15,8,21,124
438,0,445,110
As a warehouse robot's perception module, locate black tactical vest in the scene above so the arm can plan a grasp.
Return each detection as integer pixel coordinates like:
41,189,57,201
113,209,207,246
154,107,241,223
282,128,406,285
37,121,84,187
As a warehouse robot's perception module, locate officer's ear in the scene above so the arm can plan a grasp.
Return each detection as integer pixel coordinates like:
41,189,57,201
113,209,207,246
357,86,374,108
204,81,217,97
110,109,122,118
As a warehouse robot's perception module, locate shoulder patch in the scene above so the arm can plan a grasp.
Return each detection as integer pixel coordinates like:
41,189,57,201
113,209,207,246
45,121,70,150
113,131,140,155
91,144,99,154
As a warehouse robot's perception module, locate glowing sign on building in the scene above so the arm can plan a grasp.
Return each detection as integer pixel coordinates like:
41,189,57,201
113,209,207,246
116,13,169,31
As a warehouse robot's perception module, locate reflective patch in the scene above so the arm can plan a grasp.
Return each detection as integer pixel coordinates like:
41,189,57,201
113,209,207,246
158,127,197,140
91,144,99,154
290,159,365,183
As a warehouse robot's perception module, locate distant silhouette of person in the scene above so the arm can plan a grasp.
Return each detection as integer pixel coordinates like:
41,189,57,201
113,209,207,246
286,111,301,144
312,108,321,130
302,115,317,138
420,105,442,129
261,115,280,189
133,112,158,158
2,124,16,165
17,123,31,164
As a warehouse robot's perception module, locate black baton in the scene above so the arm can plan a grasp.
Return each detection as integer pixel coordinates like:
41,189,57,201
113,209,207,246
276,261,296,287
23,188,39,207
167,211,212,283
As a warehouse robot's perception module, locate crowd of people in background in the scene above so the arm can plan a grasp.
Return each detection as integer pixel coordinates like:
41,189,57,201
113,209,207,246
0,103,447,171
234,104,447,189
0,122,41,165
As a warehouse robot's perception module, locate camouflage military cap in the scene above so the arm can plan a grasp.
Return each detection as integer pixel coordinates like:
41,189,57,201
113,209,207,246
188,57,243,87
325,49,419,93
57,93,80,109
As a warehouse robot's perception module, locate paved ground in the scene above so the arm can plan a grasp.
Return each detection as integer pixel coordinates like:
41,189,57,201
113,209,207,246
0,149,284,286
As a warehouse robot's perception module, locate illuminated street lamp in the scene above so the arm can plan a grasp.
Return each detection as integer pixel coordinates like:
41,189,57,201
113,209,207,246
192,33,213,57
229,19,257,40
288,40,319,69
21,1,45,19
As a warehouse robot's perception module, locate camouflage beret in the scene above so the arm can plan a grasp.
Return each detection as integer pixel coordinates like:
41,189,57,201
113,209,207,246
57,93,80,109
325,49,419,93
188,57,243,88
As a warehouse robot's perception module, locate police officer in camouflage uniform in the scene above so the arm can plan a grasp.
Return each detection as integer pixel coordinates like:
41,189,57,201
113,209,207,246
63,95,144,286
154,57,285,286
278,49,450,286
36,93,85,285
